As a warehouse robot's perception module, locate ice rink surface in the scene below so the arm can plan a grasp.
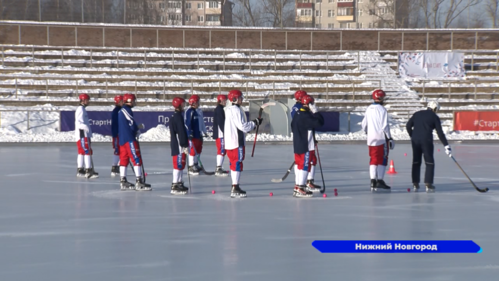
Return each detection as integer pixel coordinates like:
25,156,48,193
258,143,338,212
1,142,498,281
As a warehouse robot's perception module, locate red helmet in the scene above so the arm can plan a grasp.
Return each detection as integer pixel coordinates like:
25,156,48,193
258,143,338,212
123,93,136,103
228,90,243,102
188,95,200,105
294,90,307,101
172,97,186,108
301,95,314,105
114,95,123,104
372,89,386,101
217,94,228,103
79,93,90,101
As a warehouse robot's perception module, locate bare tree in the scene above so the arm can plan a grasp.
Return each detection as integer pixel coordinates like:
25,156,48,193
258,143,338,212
261,0,294,28
486,0,499,28
441,0,481,28
232,0,264,26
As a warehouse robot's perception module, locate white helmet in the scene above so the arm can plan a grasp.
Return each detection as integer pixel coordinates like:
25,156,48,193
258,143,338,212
427,101,440,112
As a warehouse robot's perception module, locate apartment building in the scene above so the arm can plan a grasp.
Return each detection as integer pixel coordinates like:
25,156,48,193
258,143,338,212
153,0,233,26
296,0,408,29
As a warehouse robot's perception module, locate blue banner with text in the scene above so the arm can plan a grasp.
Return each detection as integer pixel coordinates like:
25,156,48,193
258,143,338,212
312,240,482,253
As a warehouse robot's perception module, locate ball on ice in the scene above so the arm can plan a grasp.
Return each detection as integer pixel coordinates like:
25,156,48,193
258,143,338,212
211,190,216,194
269,192,273,197
323,193,327,198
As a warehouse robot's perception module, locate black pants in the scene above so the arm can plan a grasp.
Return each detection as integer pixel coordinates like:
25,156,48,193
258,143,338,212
411,140,435,184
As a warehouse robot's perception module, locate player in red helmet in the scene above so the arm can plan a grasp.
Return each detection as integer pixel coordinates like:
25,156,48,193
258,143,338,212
75,93,99,178
184,94,208,175
291,90,307,118
213,94,229,176
169,97,189,195
291,95,324,198
224,89,262,198
361,89,394,192
110,95,124,176
118,93,151,191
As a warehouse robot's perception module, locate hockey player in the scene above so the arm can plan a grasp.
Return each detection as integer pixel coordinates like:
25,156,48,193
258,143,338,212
291,90,307,118
213,94,229,177
75,93,99,179
291,95,324,198
118,93,151,191
361,89,395,192
111,94,123,176
406,101,451,192
184,94,208,175
169,97,190,195
224,89,262,198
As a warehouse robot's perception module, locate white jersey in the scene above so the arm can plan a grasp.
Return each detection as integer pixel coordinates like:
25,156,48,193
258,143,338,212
224,104,256,150
196,108,208,135
74,105,92,140
361,103,391,146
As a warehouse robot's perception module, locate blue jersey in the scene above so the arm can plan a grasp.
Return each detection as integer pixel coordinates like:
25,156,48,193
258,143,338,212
118,105,139,145
111,106,121,138
291,103,302,118
184,107,201,139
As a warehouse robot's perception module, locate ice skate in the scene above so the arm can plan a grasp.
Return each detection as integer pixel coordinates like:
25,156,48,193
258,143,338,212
215,166,229,177
171,183,188,195
111,165,119,177
85,168,99,179
188,165,200,175
135,177,152,191
425,183,435,193
120,177,134,191
370,179,377,191
306,179,321,193
413,183,420,192
293,185,313,198
230,184,247,198
372,179,391,192
77,168,85,177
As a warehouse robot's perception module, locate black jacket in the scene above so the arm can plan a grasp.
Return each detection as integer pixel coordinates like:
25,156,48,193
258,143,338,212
406,108,448,146
213,104,225,139
291,109,325,154
170,110,189,156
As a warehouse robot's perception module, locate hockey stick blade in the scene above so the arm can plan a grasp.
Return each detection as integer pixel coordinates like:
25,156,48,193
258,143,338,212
201,168,215,176
451,156,489,193
271,161,295,183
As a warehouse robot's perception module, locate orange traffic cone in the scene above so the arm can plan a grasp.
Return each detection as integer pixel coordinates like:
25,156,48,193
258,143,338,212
387,160,397,174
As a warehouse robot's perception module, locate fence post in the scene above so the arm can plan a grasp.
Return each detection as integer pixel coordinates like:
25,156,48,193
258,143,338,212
249,51,252,71
191,80,193,93
2,46,4,66
135,80,137,96
273,81,275,100
116,51,120,68
106,79,108,98
274,50,277,71
46,79,48,98
76,79,78,95
300,80,302,90
357,51,360,70
61,48,64,66
163,80,166,100
219,80,221,95
326,82,329,100
352,84,355,101
448,82,451,99
27,111,30,131
32,47,35,67
90,49,93,68
326,52,329,71
348,112,351,132
422,81,425,98
223,51,226,71
471,52,474,71
299,51,302,70
172,50,175,70
15,78,18,98
474,79,477,99
496,51,498,71
197,50,200,70
144,50,147,68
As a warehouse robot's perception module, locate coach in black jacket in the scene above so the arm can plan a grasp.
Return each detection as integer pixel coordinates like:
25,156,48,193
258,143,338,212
406,101,451,193
169,97,189,194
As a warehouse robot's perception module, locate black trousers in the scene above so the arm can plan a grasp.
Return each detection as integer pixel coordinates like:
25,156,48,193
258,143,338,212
411,140,435,184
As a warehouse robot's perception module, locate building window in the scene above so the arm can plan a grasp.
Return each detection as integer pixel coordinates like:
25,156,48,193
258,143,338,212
198,3,204,9
315,24,321,28
379,7,386,15
357,22,363,28
358,9,362,16
209,1,219,8
328,23,334,28
160,16,165,22
328,10,334,17
338,7,353,16
186,3,191,9
159,3,165,10
185,15,192,21
300,9,312,16
358,0,363,2
368,9,375,15
340,22,347,28
338,0,353,2
168,1,182,9
328,0,334,2
316,10,321,17
198,15,204,21
206,14,220,21
316,0,322,2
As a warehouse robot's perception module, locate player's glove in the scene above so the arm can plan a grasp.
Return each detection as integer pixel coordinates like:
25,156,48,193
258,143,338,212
252,117,263,126
182,147,189,155
444,145,452,157
389,139,395,150
309,103,318,114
